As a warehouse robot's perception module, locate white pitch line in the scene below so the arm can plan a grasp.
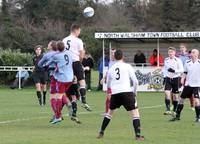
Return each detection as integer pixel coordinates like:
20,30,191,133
140,104,163,109
0,104,163,124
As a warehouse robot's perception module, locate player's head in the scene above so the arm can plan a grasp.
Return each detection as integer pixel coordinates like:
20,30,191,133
56,41,65,52
114,49,123,61
191,49,199,60
34,45,43,56
180,43,187,53
70,24,81,37
48,41,57,51
168,47,176,58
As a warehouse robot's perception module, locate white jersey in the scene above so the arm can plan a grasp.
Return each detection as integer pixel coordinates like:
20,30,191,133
184,59,200,87
163,56,184,78
62,35,84,62
107,61,138,95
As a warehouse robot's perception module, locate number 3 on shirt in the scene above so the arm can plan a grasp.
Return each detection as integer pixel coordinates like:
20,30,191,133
66,40,71,50
115,68,120,80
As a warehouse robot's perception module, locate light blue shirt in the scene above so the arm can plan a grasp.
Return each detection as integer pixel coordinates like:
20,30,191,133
47,50,74,83
38,51,58,75
16,71,29,80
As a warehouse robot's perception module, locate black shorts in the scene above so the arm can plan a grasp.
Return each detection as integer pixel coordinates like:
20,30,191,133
109,92,137,111
32,71,48,85
164,77,180,94
180,86,200,99
73,61,85,81
66,83,80,101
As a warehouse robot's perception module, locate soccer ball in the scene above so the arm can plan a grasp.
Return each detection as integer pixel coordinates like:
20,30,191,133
83,7,94,18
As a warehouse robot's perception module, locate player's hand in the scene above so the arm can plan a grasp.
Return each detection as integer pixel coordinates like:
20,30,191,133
100,78,105,85
168,68,175,73
85,66,90,71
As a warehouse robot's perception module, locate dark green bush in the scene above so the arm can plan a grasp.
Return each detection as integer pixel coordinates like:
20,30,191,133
0,49,33,84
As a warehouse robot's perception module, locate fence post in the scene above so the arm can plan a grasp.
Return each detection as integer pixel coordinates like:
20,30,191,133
18,67,22,89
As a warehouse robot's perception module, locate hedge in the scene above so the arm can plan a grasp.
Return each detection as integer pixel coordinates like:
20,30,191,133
0,49,33,84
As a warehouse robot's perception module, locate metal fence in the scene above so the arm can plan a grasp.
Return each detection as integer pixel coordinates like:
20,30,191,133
0,66,34,89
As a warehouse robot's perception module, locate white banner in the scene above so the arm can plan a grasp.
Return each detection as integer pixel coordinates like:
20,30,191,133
134,67,164,91
103,66,164,92
95,32,200,39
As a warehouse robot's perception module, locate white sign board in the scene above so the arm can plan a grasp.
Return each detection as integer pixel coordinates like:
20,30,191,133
95,32,200,39
103,66,164,92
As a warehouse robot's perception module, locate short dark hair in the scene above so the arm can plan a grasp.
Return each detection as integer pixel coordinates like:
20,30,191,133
56,41,65,52
50,41,57,51
168,47,176,51
34,45,42,51
70,24,81,32
153,49,157,52
114,49,123,60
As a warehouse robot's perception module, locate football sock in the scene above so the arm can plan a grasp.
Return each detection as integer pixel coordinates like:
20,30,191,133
43,91,46,105
72,101,77,117
100,114,111,133
132,117,141,137
80,88,86,104
165,98,170,111
51,98,57,115
173,100,178,112
176,104,184,118
195,106,200,119
105,97,110,113
62,95,68,106
37,91,42,105
56,99,63,119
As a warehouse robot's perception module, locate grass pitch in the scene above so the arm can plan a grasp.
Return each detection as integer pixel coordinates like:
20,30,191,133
0,72,199,144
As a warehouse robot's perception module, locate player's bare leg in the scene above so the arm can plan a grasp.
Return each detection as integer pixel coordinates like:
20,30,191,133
164,90,171,115
105,95,111,114
189,96,195,111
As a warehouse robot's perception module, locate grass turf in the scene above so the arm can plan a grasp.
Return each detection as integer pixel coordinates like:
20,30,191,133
0,71,199,144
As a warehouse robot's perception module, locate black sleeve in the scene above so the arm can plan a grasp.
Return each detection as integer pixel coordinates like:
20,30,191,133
86,58,94,68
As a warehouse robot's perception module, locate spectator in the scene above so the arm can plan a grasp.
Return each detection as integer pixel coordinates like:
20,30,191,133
10,69,29,89
97,56,109,91
134,50,146,66
149,49,164,66
82,52,94,91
